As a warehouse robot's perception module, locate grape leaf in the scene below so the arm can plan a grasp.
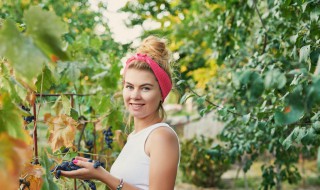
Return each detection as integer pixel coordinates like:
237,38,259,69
0,19,47,90
0,133,33,190
61,95,71,115
46,114,78,152
20,163,44,190
0,91,31,141
24,6,69,61
35,66,57,91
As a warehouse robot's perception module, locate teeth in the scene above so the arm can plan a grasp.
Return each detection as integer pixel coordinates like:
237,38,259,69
131,104,143,109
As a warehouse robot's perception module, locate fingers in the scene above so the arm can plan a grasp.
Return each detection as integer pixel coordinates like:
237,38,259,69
60,170,80,178
75,156,90,162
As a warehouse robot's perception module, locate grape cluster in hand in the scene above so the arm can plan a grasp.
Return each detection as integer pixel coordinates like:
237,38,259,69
103,126,113,149
52,158,103,190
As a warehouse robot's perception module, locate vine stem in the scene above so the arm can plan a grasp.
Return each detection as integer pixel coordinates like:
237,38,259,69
33,102,39,164
253,0,268,53
187,86,253,119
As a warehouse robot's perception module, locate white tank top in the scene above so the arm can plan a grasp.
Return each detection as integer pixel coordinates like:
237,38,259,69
110,123,179,190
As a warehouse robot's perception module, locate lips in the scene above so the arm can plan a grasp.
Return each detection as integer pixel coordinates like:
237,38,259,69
130,103,144,110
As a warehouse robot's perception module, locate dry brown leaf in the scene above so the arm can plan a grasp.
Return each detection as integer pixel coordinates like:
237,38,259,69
46,114,78,152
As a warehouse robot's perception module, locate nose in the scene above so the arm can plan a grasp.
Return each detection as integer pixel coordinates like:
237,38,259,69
130,89,141,99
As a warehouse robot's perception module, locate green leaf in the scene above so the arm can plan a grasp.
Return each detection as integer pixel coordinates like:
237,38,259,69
232,72,241,89
312,121,320,133
179,93,195,104
90,37,102,50
64,62,81,82
239,70,252,85
206,149,220,157
274,87,305,125
196,95,206,105
310,48,320,66
264,69,287,89
310,10,319,22
283,0,292,6
248,72,264,101
0,19,46,90
289,34,298,44
295,127,307,143
282,127,299,150
306,77,320,111
299,45,310,63
70,108,79,120
35,66,57,91
0,91,29,141
243,113,251,124
39,150,59,190
24,6,69,61
176,80,186,86
301,2,310,13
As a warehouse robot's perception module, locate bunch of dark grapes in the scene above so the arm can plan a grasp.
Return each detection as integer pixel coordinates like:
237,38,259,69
86,140,94,151
103,126,113,149
24,115,35,124
88,159,102,168
19,178,30,190
21,105,30,112
51,158,102,190
21,105,35,124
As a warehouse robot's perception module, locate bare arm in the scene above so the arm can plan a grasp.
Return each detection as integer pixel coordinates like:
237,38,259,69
146,127,180,190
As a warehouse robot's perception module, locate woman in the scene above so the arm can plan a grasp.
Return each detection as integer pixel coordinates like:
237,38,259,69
61,36,180,190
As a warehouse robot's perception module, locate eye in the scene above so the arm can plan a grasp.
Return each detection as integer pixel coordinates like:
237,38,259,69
125,85,133,90
142,87,151,91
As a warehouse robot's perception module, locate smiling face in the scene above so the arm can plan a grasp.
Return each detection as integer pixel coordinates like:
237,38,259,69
123,68,162,121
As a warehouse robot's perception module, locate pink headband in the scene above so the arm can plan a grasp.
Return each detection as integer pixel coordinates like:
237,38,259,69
124,53,172,101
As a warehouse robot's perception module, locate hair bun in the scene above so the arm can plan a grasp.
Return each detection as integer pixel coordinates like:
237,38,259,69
137,36,169,67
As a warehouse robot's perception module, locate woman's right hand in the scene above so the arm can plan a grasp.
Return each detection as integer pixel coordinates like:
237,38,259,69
60,156,108,181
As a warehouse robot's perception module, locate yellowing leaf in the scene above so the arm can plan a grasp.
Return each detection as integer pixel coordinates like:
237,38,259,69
51,96,63,115
61,95,71,115
20,163,44,190
0,133,33,190
26,91,36,106
46,114,78,152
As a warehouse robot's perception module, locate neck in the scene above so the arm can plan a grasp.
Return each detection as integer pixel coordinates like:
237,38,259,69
133,115,162,133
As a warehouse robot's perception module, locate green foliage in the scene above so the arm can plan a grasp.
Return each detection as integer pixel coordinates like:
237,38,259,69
122,0,320,189
0,1,126,189
179,136,230,187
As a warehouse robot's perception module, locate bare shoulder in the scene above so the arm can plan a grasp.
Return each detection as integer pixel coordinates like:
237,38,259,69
145,126,179,156
148,126,179,143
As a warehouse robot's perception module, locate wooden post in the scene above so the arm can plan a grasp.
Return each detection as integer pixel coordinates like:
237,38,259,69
33,103,39,164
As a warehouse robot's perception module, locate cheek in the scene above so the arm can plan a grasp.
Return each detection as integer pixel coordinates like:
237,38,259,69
144,92,161,104
122,90,129,104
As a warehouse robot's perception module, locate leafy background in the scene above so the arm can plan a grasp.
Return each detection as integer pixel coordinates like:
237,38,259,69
0,0,319,190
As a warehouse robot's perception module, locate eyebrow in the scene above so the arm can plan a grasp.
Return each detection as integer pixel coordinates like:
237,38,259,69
125,82,154,87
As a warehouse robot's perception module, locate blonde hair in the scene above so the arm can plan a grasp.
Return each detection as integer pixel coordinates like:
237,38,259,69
124,35,173,128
